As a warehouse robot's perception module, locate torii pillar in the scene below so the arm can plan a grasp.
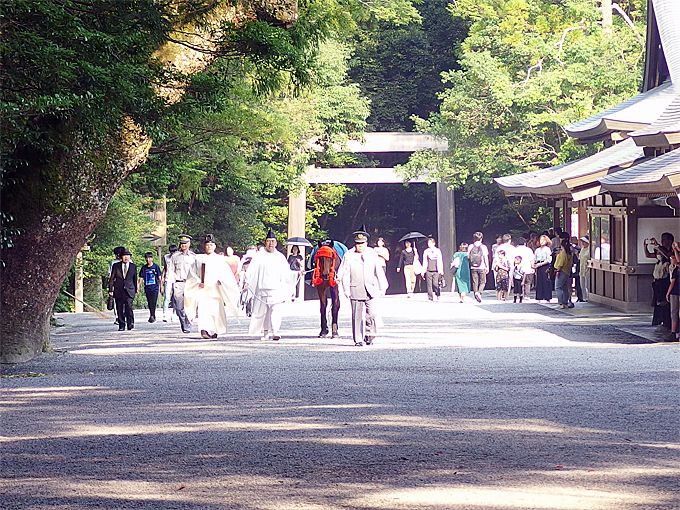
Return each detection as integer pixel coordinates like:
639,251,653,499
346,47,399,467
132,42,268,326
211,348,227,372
436,182,456,290
287,185,307,300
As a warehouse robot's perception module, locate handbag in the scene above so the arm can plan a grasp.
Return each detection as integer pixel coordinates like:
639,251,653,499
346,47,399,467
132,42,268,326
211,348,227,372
413,255,424,276
438,274,446,289
451,256,460,276
106,295,115,310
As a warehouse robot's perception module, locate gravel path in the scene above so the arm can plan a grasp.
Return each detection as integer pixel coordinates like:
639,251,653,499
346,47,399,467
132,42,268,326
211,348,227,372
2,293,679,509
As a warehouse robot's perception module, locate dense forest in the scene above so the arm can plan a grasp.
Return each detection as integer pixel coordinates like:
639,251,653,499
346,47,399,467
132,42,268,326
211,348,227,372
1,0,647,360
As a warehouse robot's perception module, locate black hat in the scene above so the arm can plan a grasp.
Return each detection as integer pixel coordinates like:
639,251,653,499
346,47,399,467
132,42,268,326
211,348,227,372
203,234,216,245
265,228,276,240
144,252,154,258
121,248,132,256
178,234,192,244
321,239,333,247
113,246,125,257
353,225,369,244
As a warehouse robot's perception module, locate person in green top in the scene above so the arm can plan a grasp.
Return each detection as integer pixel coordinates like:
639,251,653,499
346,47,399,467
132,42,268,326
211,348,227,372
451,243,471,303
554,239,574,309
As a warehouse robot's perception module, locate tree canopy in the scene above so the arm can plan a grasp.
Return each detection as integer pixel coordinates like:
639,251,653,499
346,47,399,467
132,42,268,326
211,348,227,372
399,0,646,233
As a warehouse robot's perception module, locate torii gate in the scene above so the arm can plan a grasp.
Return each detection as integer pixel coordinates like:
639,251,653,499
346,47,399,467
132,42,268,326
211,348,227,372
287,132,454,297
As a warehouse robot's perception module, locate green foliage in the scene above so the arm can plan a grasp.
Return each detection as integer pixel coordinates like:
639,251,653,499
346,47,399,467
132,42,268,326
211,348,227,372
404,0,646,186
84,187,156,279
138,37,370,250
397,0,645,234
348,0,465,130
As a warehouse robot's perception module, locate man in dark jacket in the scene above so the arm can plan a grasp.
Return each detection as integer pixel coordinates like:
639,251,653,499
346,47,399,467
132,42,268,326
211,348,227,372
109,248,138,330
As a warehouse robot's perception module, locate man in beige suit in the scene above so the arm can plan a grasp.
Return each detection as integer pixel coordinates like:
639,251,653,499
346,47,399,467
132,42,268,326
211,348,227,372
338,227,389,346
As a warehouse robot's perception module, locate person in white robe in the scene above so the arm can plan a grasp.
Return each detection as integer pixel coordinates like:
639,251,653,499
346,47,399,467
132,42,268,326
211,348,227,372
245,229,298,341
184,234,240,339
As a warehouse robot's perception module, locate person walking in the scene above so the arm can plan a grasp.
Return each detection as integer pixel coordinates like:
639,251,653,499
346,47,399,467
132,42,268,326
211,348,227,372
108,248,137,331
492,250,510,301
139,251,162,323
422,236,444,301
396,240,418,297
167,234,196,333
451,243,471,303
245,229,297,341
337,227,388,346
224,246,241,282
287,245,304,300
161,244,178,322
109,246,125,326
468,232,490,302
554,239,574,309
534,234,553,302
578,236,590,302
184,234,240,339
374,237,390,275
495,233,515,262
514,238,534,300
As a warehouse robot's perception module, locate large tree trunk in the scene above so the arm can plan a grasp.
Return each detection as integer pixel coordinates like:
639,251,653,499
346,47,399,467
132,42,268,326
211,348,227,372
0,1,298,363
0,120,150,363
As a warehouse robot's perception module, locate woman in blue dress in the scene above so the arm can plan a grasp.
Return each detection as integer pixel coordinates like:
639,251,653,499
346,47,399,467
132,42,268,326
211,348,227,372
451,243,471,303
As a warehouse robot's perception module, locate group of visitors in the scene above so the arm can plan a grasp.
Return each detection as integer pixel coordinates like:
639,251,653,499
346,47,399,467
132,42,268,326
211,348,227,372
645,233,680,341
107,225,680,345
108,225,389,347
391,229,591,308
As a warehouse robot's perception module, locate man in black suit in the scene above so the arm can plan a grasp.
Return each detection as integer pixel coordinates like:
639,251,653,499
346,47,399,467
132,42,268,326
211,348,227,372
108,248,138,330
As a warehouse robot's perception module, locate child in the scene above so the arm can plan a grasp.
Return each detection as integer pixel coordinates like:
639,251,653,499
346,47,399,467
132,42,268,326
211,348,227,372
493,250,510,301
512,255,526,303
139,251,162,323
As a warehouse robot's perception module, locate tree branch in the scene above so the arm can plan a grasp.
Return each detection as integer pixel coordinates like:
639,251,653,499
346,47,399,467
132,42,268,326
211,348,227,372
520,58,543,85
555,24,585,65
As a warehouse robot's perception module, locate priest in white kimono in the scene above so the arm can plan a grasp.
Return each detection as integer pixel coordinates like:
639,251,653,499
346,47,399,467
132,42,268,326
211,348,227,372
184,234,240,339
245,229,298,341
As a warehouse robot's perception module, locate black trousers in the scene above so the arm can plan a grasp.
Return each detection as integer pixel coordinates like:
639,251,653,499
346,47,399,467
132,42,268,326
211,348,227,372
425,271,440,300
145,287,159,318
574,272,583,301
115,295,134,328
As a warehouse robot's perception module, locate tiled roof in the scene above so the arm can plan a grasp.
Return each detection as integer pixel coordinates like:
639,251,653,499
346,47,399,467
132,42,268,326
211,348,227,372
564,82,676,140
599,147,680,196
630,95,680,147
494,139,645,198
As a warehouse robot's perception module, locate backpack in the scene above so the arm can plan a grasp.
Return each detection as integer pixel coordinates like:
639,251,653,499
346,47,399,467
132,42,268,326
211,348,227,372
469,245,484,268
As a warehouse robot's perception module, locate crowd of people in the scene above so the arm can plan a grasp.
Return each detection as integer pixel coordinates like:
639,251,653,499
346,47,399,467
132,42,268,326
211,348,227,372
106,225,680,345
107,226,388,346
392,228,591,308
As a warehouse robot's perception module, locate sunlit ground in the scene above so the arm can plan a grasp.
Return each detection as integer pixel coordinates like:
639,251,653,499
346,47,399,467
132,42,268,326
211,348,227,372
1,292,678,509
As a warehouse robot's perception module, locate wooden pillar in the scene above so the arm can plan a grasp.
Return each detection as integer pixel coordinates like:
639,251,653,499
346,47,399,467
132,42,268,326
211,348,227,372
551,200,560,230
578,204,588,238
74,251,84,313
288,184,307,301
562,201,571,232
625,200,638,303
436,182,456,291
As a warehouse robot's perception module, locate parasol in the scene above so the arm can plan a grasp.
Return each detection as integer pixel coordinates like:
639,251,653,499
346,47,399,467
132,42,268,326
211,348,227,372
398,231,427,243
287,236,313,248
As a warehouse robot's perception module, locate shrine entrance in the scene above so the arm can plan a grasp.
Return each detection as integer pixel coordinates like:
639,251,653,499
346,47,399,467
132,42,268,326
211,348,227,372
287,132,453,299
